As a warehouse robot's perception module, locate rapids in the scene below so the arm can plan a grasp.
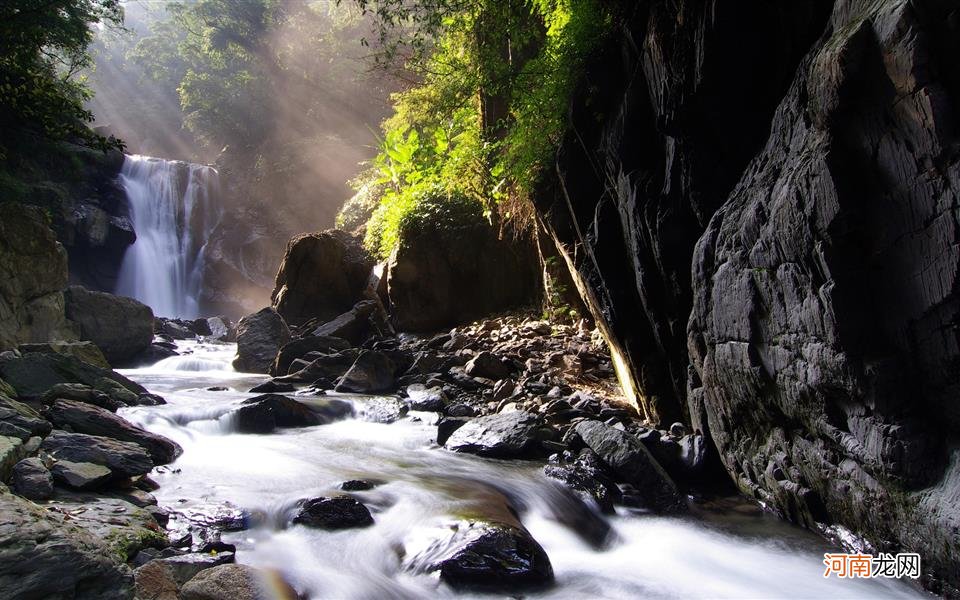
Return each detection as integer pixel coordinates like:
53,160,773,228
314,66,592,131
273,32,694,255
119,342,924,599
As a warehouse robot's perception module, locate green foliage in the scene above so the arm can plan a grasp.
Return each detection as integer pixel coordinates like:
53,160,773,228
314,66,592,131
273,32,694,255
0,0,124,157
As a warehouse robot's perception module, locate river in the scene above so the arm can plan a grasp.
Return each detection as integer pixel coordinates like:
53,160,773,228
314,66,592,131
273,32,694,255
118,341,924,599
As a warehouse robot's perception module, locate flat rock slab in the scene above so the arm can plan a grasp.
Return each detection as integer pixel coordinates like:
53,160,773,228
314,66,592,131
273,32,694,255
41,430,154,480
444,411,545,459
0,351,146,399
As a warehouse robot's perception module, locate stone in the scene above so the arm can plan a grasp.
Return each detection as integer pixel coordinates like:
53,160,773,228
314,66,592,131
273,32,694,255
311,300,377,345
64,286,154,365
136,552,237,600
247,380,295,394
230,394,352,434
180,563,297,600
44,399,182,464
0,393,52,437
41,430,154,480
10,457,54,501
437,417,469,446
335,350,395,394
18,340,110,369
0,351,146,399
405,520,553,590
0,435,27,481
575,421,684,513
270,335,351,376
48,491,167,561
406,384,448,412
464,351,510,380
291,496,374,529
0,490,134,599
444,411,546,459
0,204,76,352
232,308,290,374
355,396,407,424
40,381,124,411
272,229,374,327
274,350,358,383
340,480,376,491
50,460,113,489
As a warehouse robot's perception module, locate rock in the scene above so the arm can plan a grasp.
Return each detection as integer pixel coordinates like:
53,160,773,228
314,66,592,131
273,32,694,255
272,229,374,327
543,458,619,514
10,457,54,501
270,335,350,376
0,203,76,352
405,520,553,590
444,411,546,459
0,436,27,481
44,399,182,464
50,460,113,489
0,351,146,399
230,394,352,434
445,403,478,418
464,351,510,380
274,350,358,383
232,308,291,374
0,490,134,599
335,350,395,394
64,286,154,365
386,203,538,332
247,380,295,394
18,340,110,369
340,480,376,491
40,381,123,411
291,496,374,529
311,300,378,345
180,563,297,600
668,422,686,438
437,417,469,446
136,552,237,600
406,384,448,411
677,433,707,477
130,343,180,367
48,490,167,561
575,421,684,513
205,316,235,342
355,396,407,423
0,393,52,437
41,430,154,480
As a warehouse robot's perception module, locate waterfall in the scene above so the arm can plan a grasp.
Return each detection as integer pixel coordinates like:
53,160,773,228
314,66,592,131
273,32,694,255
116,155,221,318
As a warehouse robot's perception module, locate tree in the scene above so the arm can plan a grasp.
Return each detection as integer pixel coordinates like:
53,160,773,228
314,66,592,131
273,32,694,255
0,0,124,157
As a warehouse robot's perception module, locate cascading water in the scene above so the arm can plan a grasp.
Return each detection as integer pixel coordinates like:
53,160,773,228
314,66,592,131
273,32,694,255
115,154,221,318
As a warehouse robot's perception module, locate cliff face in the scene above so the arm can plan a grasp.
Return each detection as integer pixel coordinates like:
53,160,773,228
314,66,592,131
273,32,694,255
539,0,960,590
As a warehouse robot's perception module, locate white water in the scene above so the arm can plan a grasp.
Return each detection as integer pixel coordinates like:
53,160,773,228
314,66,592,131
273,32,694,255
120,343,926,599
115,155,221,319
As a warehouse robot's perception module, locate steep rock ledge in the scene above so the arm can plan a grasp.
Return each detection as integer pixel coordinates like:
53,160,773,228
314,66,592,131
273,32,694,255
688,0,960,591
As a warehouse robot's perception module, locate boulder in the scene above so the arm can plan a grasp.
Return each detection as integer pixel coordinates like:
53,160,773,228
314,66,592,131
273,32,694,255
0,436,27,481
135,553,236,600
180,564,297,600
405,520,553,590
272,230,374,327
47,491,167,561
247,380,295,394
291,496,374,529
274,350,359,382
464,351,511,380
44,399,182,464
41,430,154,480
355,396,408,424
406,384,448,412
0,203,76,351
0,490,134,599
64,286,154,365
311,300,377,345
232,308,290,374
270,334,351,376
0,393,52,437
0,351,146,399
50,460,113,489
335,350,395,394
575,421,684,513
230,394,352,434
386,212,538,332
40,382,124,411
18,340,109,369
444,412,546,459
10,457,54,501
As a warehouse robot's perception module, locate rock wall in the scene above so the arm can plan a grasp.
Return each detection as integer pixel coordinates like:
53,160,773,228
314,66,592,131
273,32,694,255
539,0,960,590
0,204,77,350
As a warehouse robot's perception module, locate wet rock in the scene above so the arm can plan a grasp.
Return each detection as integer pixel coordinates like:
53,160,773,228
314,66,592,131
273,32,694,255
50,460,113,490
406,520,553,590
575,421,684,513
444,411,546,459
44,399,182,464
41,430,154,480
464,351,510,380
543,459,619,514
48,491,167,561
340,480,376,491
18,340,110,369
678,433,707,477
311,300,377,345
205,316,236,342
136,552,236,600
0,490,134,599
355,396,407,424
180,563,297,600
274,350,358,383
158,319,196,340
130,343,180,367
247,380,295,394
0,351,146,399
291,496,374,530
232,308,291,374
10,457,54,501
406,384,448,412
445,403,478,418
436,417,469,446
64,286,154,365
270,335,351,376
231,394,352,433
335,350,395,394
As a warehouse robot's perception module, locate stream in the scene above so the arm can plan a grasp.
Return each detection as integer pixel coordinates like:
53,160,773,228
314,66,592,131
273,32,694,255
119,341,923,599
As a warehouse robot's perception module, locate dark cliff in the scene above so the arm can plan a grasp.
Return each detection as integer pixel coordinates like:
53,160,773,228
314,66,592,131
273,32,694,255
538,0,959,591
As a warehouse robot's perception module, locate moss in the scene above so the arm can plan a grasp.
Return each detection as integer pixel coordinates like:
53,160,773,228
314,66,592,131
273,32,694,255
104,526,168,563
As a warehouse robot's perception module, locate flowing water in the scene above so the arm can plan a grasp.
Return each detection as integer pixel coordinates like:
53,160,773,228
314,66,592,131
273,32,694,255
115,155,221,318
120,342,925,599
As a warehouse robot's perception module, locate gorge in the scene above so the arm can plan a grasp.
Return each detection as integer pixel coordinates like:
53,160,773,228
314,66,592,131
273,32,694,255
0,0,958,598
